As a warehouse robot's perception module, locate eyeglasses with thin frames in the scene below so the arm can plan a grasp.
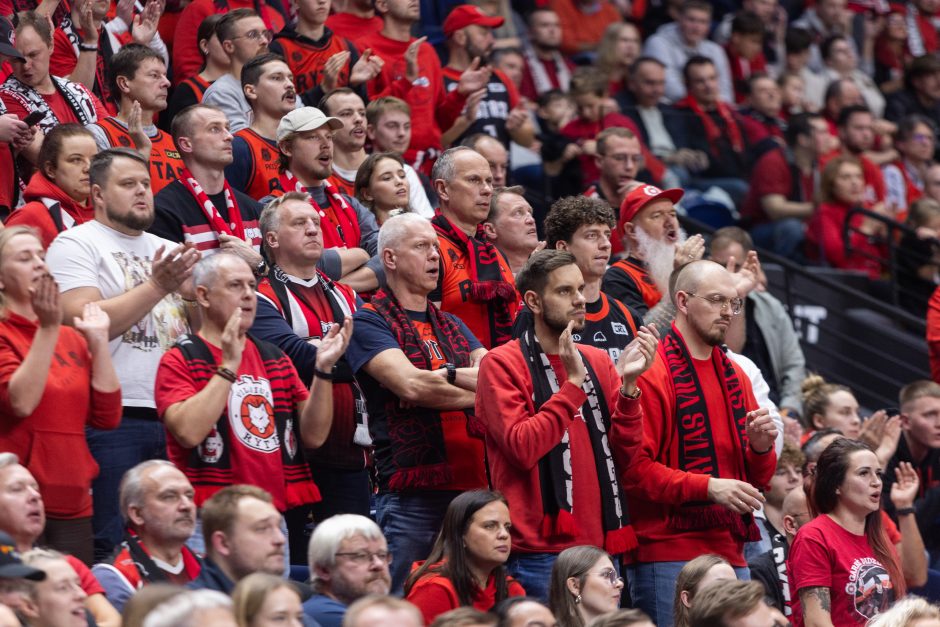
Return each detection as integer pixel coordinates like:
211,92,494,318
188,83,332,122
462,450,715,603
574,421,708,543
232,29,273,42
685,292,744,315
596,569,624,586
334,550,393,565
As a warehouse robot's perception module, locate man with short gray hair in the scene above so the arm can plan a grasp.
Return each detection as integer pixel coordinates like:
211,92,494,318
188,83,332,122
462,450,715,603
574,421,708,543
482,186,539,276
303,514,391,627
429,147,518,350
92,461,202,611
347,213,488,593
154,253,352,556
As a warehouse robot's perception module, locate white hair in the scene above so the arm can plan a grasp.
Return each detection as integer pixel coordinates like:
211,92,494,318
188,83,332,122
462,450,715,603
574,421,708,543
0,453,19,472
142,590,233,627
192,252,252,289
376,212,433,259
308,515,385,590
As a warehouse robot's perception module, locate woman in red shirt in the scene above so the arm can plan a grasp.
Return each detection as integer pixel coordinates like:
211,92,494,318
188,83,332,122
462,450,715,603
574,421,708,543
789,438,906,626
405,490,525,624
0,227,121,565
806,155,886,279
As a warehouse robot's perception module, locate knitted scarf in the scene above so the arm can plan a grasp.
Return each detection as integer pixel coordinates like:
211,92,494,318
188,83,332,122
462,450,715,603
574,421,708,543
179,169,245,240
0,76,98,134
431,214,516,346
369,289,473,490
662,324,760,541
522,45,571,94
675,95,744,156
518,324,637,555
279,170,361,249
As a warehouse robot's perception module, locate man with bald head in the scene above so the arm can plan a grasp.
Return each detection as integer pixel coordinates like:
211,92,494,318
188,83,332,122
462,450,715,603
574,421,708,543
463,133,510,188
430,147,519,349
611,259,778,626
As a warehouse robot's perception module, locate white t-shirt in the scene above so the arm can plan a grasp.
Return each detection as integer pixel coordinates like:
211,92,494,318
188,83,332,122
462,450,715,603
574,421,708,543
46,220,190,408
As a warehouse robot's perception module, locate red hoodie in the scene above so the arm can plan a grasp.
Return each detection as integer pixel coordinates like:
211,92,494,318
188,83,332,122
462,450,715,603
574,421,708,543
5,172,95,249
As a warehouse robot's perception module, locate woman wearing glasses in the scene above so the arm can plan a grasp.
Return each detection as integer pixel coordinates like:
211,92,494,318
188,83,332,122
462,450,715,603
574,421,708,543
404,490,525,624
548,546,624,627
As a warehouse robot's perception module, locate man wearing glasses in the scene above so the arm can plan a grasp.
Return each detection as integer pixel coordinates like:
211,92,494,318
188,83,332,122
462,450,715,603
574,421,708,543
304,515,391,627
203,9,281,133
611,259,779,627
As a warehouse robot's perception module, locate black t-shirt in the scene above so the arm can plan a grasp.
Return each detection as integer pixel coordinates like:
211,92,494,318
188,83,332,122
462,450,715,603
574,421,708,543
150,180,263,252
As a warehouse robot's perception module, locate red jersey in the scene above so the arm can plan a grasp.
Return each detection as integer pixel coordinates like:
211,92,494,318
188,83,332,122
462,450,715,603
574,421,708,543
326,12,383,43
231,128,282,200
327,172,355,198
95,117,185,194
270,26,353,94
0,83,109,127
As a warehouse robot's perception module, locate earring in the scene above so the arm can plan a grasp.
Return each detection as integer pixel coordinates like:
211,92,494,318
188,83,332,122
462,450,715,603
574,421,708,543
575,594,582,604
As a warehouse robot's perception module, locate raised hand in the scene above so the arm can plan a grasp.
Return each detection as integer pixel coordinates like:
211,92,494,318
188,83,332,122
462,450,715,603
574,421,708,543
73,302,111,350
404,36,427,82
218,233,262,268
708,477,765,513
31,273,62,329
73,0,98,45
220,309,247,372
116,0,135,27
321,51,350,92
616,324,659,383
314,318,353,373
890,461,920,509
505,103,529,132
559,320,586,387
674,234,705,269
457,57,492,95
349,49,384,85
745,407,777,453
727,250,760,297
461,88,486,123
149,243,200,294
127,100,153,158
132,0,165,45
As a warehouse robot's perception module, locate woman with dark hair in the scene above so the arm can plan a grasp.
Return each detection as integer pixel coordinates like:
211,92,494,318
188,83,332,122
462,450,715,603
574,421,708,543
405,490,525,624
789,438,907,626
5,124,97,248
805,155,885,279
162,14,230,127
353,152,411,226
549,546,623,627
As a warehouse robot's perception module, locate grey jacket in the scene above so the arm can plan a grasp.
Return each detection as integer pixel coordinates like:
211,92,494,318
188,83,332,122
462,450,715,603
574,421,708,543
751,290,806,414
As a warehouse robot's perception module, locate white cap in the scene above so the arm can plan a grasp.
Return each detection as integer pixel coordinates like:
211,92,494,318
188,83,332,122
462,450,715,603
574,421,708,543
276,106,343,142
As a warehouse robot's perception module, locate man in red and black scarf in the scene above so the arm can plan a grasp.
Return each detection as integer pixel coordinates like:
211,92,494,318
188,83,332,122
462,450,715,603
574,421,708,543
477,249,658,601
674,55,752,209
612,259,778,626
429,147,520,349
347,213,488,594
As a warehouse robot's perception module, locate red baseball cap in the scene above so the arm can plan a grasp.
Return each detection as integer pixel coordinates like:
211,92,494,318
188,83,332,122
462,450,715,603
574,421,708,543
443,5,505,37
617,184,684,232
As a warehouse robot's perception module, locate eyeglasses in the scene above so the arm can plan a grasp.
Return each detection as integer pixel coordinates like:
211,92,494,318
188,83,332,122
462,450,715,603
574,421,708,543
595,569,624,586
911,133,936,143
334,550,392,565
685,292,744,315
232,29,273,42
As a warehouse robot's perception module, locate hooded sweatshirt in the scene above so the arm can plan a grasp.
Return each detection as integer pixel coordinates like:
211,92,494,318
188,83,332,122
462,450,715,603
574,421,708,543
5,171,95,249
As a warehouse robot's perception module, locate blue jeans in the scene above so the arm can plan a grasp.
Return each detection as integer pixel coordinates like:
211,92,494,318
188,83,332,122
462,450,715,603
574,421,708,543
751,218,805,260
505,552,559,603
627,561,750,627
87,416,166,562
375,490,459,594
309,466,372,521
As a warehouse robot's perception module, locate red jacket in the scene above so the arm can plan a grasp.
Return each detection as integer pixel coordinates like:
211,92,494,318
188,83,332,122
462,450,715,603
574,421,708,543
6,172,95,249
615,328,777,566
805,200,885,279
476,339,643,554
0,313,122,518
405,561,526,624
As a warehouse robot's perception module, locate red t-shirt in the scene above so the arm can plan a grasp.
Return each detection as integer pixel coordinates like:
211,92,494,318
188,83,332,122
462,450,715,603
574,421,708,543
789,514,899,627
155,339,309,511
0,87,109,126
928,286,940,383
406,563,526,625
742,148,814,225
326,12,383,44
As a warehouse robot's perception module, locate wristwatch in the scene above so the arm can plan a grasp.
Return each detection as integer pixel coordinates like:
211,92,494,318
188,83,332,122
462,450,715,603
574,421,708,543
445,363,457,384
254,258,268,277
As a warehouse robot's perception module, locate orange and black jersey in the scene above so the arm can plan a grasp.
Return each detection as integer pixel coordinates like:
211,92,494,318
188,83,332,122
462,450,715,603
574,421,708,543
225,128,283,200
93,117,185,194
270,26,367,105
161,75,212,131
512,292,640,363
602,257,662,317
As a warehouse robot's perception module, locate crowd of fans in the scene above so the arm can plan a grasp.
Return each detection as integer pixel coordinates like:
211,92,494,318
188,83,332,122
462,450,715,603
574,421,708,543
0,0,938,625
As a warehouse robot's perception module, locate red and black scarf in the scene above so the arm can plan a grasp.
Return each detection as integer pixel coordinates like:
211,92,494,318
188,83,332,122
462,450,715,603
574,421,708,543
675,95,744,156
431,214,516,346
180,169,246,240
369,288,473,490
279,171,361,249
519,324,637,555
662,324,760,541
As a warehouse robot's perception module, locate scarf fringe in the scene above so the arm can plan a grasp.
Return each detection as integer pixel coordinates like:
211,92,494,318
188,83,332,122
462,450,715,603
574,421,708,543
540,510,578,540
469,280,517,303
387,463,453,491
668,505,761,541
604,526,638,556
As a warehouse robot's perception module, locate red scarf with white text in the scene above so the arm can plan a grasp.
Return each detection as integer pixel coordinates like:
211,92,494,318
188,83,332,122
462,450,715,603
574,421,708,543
180,169,246,240
278,170,361,249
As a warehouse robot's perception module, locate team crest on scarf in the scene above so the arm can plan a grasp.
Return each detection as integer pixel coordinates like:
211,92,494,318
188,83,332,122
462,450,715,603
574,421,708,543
229,376,279,453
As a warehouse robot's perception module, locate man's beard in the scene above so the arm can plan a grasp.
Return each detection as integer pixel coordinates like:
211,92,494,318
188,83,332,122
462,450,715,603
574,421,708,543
634,225,686,295
106,204,154,231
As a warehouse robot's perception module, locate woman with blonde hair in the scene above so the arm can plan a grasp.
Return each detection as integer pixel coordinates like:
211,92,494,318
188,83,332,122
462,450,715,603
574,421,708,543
672,554,737,627
20,549,88,627
595,23,642,97
866,597,940,627
0,226,121,563
232,573,304,627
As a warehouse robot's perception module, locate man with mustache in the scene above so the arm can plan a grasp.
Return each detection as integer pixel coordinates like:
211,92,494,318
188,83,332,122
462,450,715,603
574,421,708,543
476,249,658,600
152,104,264,273
614,260,778,626
87,44,184,195
272,106,381,291
224,54,298,201
304,515,391,627
92,461,202,611
321,88,369,197
47,149,198,562
602,184,705,327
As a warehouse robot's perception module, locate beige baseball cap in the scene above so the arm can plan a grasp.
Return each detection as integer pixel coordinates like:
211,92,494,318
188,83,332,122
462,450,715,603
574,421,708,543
277,107,344,142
